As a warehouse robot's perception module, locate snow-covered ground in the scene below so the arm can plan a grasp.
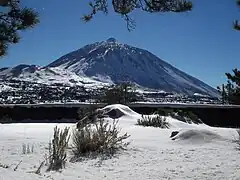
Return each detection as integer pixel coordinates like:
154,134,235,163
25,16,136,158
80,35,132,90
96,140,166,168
16,67,111,89
0,84,17,93
1,104,240,180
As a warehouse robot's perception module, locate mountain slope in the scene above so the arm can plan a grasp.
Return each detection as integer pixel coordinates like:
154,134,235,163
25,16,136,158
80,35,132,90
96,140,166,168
0,66,110,89
47,38,219,97
0,64,39,79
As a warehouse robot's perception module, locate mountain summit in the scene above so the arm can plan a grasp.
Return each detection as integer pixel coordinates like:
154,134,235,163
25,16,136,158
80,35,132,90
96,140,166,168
46,38,219,97
106,37,117,43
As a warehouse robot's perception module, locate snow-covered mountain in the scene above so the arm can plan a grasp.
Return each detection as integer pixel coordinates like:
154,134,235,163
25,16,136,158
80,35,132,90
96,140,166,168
47,38,219,97
0,38,219,97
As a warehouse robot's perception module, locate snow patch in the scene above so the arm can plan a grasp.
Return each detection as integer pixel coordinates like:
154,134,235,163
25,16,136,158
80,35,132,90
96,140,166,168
12,67,110,88
171,129,223,143
101,104,141,118
0,84,15,92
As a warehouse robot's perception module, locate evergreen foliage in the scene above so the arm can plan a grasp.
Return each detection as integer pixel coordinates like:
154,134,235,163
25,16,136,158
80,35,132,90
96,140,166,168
0,0,39,57
234,0,240,30
96,82,140,104
217,68,240,105
83,0,193,30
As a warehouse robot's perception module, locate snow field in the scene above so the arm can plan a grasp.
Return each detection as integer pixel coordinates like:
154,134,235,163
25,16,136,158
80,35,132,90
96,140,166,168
0,104,240,180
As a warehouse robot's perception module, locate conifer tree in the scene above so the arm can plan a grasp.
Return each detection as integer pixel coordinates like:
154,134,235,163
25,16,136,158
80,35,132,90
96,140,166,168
97,82,140,104
0,0,39,57
234,0,240,30
217,84,227,104
218,69,240,105
83,0,193,30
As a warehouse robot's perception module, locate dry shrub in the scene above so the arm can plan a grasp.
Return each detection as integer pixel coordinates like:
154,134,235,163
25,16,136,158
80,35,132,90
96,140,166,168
72,118,130,160
137,114,169,128
47,126,70,171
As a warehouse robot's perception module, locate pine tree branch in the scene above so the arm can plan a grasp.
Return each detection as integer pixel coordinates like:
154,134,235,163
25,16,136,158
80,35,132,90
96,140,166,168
0,16,12,24
83,0,193,31
237,0,240,6
233,0,240,31
0,0,39,57
234,20,240,31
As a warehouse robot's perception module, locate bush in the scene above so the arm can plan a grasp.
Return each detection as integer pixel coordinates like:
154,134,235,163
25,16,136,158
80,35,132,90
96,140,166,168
22,143,34,154
96,82,140,104
186,111,202,124
169,110,187,123
0,115,12,124
155,108,173,116
76,106,105,129
47,126,70,171
154,108,202,124
72,118,130,160
77,105,98,120
137,115,170,128
170,109,202,124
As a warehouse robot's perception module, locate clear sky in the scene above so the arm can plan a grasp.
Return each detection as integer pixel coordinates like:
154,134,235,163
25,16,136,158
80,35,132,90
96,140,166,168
0,0,239,88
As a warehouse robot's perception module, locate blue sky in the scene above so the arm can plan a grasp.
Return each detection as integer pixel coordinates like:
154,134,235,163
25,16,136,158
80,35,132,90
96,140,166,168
0,0,239,88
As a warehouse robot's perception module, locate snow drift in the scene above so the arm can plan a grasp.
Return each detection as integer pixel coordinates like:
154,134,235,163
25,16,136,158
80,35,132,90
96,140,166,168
99,104,206,128
98,104,237,143
101,104,141,119
170,129,223,143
